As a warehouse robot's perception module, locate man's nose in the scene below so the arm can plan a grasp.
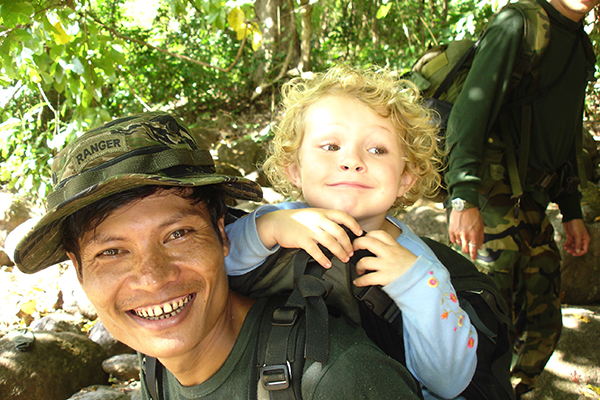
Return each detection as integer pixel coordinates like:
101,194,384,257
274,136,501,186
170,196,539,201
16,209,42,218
129,251,179,290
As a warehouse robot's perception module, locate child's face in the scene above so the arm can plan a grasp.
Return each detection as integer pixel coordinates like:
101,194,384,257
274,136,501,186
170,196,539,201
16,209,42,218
285,94,416,231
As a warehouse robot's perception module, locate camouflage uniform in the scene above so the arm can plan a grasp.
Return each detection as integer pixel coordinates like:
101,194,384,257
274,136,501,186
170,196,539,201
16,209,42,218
444,0,597,395
450,178,562,390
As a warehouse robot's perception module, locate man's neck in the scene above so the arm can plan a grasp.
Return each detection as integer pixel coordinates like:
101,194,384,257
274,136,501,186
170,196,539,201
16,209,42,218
547,0,592,22
160,292,255,387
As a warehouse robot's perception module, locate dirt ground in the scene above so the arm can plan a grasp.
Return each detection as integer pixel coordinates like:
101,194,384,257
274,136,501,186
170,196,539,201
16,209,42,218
522,305,600,400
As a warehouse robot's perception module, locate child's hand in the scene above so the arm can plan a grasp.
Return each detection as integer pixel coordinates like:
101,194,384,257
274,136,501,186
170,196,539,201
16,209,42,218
352,230,417,287
256,208,363,268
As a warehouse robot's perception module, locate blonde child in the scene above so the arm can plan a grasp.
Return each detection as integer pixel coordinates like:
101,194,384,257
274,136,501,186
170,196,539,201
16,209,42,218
226,65,477,399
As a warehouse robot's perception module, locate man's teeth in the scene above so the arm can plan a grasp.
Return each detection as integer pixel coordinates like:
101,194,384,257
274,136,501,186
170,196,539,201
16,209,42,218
133,295,191,320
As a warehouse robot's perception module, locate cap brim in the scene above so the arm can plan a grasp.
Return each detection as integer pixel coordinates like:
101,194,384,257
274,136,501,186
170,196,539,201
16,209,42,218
14,172,262,274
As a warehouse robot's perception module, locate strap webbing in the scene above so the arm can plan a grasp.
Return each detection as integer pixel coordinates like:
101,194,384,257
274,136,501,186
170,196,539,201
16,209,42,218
499,35,581,199
289,251,332,363
432,40,480,100
143,355,162,400
47,147,214,209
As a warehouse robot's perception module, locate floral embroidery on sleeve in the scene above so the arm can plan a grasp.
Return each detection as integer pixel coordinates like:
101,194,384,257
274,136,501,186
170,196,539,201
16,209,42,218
426,270,476,348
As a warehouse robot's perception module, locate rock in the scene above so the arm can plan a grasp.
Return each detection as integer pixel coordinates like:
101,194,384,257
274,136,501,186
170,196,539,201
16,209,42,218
67,385,131,400
0,330,109,400
0,191,35,266
549,185,600,304
59,264,98,320
215,136,267,176
102,354,140,382
29,311,85,335
88,320,135,358
394,200,447,243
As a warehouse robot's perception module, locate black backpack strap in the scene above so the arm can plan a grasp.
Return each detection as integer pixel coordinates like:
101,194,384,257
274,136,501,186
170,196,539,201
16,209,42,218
254,296,306,399
142,355,162,400
255,250,332,400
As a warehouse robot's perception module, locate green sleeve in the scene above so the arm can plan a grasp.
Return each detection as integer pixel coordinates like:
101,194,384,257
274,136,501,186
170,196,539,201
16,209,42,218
445,8,525,205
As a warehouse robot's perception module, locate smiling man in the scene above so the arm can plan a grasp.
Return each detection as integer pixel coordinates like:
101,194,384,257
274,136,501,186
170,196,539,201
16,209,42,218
13,112,421,399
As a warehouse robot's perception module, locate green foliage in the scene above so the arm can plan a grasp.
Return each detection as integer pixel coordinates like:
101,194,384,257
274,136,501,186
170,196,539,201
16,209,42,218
0,0,258,205
1,0,599,208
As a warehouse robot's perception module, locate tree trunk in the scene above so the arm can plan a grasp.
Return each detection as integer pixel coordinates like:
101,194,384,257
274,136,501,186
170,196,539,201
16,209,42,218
252,0,300,92
298,0,313,72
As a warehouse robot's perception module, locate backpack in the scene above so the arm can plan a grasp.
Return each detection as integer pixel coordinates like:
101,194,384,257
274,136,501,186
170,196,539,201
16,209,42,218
227,230,514,400
406,0,595,201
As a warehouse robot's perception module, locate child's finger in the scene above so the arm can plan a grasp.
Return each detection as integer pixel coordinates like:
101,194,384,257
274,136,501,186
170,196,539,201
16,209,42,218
353,271,384,287
302,240,333,268
317,219,355,257
320,209,363,238
352,231,395,255
313,228,352,263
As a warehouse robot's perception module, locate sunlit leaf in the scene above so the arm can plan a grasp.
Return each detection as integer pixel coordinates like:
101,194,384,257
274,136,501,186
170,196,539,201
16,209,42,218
376,4,392,19
19,300,37,315
52,22,71,45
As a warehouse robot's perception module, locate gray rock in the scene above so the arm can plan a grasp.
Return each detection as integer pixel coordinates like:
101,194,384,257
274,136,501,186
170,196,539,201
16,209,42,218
29,312,85,334
0,330,109,400
0,192,35,266
102,354,140,382
67,385,130,400
59,264,98,320
550,185,600,304
89,320,135,358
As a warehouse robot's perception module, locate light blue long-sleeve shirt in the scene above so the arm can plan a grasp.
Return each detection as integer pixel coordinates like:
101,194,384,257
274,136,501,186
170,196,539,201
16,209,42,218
226,202,477,399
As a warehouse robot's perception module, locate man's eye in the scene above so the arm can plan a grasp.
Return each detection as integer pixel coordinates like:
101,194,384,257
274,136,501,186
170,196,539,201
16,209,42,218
321,144,340,151
169,229,187,240
368,147,386,155
100,249,119,257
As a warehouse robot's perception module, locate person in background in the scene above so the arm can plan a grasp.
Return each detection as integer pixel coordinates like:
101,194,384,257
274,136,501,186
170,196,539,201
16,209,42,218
445,0,598,397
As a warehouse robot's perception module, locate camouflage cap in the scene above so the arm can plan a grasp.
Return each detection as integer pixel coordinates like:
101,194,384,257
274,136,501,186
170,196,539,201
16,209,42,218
14,112,262,274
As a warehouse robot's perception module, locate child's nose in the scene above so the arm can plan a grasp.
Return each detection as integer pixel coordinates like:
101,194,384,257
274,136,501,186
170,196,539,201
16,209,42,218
339,152,365,172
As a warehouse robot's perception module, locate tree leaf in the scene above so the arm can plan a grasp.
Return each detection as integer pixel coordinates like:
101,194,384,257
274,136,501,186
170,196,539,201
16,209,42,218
52,22,72,45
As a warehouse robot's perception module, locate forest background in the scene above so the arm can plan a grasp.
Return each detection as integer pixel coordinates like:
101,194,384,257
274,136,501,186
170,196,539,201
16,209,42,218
1,0,600,207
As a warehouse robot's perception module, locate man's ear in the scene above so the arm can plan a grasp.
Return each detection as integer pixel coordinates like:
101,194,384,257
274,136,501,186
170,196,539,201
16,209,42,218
284,163,303,189
66,252,83,284
397,172,418,198
217,215,230,257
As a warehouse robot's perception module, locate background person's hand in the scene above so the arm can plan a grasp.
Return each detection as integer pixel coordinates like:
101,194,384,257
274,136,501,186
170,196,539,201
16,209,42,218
562,218,590,256
448,208,484,261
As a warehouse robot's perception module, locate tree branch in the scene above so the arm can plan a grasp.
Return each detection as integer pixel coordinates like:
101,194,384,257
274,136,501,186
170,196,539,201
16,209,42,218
87,13,247,73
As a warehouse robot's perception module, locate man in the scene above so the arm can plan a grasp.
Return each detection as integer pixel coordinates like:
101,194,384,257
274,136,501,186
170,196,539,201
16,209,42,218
445,0,597,397
13,112,420,399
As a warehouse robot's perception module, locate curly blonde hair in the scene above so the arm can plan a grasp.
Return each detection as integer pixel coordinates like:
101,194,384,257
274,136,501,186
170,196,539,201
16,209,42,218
262,65,443,210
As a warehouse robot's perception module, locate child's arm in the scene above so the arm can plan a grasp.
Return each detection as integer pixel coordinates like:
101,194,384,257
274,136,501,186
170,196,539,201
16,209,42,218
225,202,362,275
353,231,477,399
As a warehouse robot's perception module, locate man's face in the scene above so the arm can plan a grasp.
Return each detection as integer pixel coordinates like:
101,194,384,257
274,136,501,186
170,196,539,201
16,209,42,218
67,191,231,361
548,0,599,22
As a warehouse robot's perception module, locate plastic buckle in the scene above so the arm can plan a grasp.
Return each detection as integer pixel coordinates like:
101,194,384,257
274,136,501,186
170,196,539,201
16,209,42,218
260,362,292,390
271,307,301,326
355,286,394,318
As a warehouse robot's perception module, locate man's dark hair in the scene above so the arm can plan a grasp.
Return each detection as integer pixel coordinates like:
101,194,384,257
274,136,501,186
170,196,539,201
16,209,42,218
62,185,227,270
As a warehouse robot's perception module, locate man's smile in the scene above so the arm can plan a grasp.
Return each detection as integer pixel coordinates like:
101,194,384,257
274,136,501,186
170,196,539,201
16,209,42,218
130,293,196,321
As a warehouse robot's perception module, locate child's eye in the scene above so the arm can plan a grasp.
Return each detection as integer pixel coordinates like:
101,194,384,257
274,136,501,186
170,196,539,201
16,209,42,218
321,143,340,151
368,147,387,155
